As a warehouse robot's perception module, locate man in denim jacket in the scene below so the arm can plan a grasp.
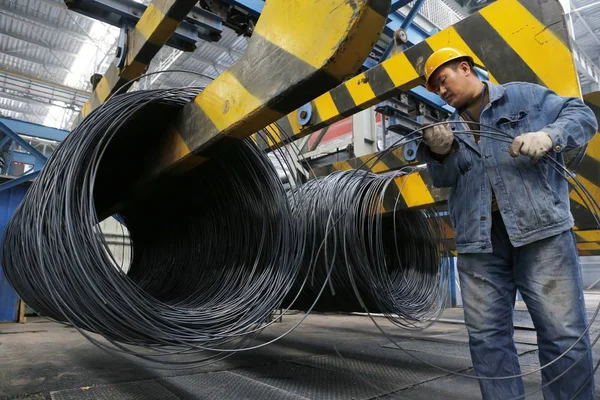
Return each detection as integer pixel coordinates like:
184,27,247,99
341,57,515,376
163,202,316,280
418,48,597,399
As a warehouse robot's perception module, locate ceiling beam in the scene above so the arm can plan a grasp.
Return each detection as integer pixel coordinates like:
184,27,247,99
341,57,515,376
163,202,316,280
0,29,80,59
0,106,41,120
0,52,73,74
0,101,34,114
0,85,83,111
0,96,48,113
0,90,60,108
188,53,233,71
572,10,600,47
570,1,600,13
0,69,90,98
0,9,91,44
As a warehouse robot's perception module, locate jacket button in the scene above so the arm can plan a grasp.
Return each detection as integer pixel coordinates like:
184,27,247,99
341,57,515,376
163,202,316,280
554,145,561,152
480,216,487,221
481,245,487,249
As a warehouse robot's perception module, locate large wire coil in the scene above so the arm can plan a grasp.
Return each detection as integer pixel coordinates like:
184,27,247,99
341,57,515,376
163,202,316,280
1,87,448,366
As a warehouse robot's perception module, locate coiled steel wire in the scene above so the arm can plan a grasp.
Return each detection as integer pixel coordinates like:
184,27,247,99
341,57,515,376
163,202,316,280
1,86,448,367
285,169,449,329
2,82,599,399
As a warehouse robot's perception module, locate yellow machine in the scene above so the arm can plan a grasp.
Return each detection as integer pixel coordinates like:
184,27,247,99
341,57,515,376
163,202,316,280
82,0,600,255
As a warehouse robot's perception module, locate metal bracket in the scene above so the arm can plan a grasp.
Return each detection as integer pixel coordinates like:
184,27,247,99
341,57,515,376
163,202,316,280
66,0,224,50
394,28,408,45
297,103,313,126
404,114,426,161
404,141,418,161
115,23,132,68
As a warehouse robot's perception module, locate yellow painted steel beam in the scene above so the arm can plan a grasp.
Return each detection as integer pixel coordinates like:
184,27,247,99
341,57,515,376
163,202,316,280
142,0,390,176
73,0,199,127
256,0,579,149
269,0,600,240
98,0,391,217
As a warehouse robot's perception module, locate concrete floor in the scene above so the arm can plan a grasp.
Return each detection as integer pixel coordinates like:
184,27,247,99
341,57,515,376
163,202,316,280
1,296,600,400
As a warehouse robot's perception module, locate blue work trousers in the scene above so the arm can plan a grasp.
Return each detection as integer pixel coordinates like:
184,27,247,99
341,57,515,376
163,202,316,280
458,212,595,400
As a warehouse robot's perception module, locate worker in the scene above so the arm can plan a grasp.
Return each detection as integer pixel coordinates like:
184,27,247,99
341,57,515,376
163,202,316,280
417,47,597,399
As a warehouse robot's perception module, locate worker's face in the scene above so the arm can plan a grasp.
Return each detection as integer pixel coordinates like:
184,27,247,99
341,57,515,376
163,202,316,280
430,62,473,108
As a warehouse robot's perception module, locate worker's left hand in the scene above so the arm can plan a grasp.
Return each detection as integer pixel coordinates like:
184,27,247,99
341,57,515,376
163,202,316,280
509,131,553,162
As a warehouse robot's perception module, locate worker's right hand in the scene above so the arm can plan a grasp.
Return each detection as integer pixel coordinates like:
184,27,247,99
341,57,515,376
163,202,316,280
422,124,454,155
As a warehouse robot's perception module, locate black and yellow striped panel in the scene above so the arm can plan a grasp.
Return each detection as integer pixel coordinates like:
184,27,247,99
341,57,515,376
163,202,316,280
145,0,391,177
575,230,600,256
73,0,199,128
311,147,411,177
567,91,600,230
256,0,579,150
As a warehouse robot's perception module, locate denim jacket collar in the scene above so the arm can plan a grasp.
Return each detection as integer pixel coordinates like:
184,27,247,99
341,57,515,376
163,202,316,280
450,80,506,121
486,80,506,104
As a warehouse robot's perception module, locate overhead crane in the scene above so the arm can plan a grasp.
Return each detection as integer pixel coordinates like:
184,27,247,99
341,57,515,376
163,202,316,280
75,0,600,255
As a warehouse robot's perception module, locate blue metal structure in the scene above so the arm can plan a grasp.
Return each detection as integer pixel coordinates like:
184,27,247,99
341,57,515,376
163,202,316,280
360,4,457,114
383,3,431,45
0,183,29,321
448,257,458,307
0,171,40,192
0,118,64,193
65,0,225,48
0,122,47,163
381,0,426,60
0,119,67,321
0,117,68,142
226,0,265,16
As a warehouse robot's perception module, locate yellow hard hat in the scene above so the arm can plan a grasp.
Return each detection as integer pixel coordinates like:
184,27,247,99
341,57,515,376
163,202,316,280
424,47,473,92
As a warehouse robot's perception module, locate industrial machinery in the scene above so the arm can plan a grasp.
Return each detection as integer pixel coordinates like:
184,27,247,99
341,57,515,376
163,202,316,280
72,0,600,256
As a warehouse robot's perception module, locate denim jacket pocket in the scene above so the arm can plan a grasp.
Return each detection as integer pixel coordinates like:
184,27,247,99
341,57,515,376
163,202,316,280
536,162,562,207
496,110,531,139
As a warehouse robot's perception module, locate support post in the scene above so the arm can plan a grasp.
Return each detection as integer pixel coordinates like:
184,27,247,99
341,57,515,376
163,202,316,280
17,300,26,323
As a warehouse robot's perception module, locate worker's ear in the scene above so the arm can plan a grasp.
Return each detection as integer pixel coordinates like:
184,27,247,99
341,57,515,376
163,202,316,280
460,61,471,76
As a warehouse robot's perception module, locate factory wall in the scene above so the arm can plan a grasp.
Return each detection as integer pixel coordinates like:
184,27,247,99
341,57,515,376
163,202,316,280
0,184,28,321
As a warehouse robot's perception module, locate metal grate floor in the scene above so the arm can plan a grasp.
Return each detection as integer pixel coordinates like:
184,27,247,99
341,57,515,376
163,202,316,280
11,311,599,400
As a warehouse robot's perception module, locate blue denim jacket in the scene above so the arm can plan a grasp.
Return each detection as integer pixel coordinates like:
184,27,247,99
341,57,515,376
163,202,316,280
418,81,598,253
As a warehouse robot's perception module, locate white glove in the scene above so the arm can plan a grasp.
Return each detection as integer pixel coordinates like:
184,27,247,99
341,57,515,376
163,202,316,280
509,131,553,162
422,124,454,155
